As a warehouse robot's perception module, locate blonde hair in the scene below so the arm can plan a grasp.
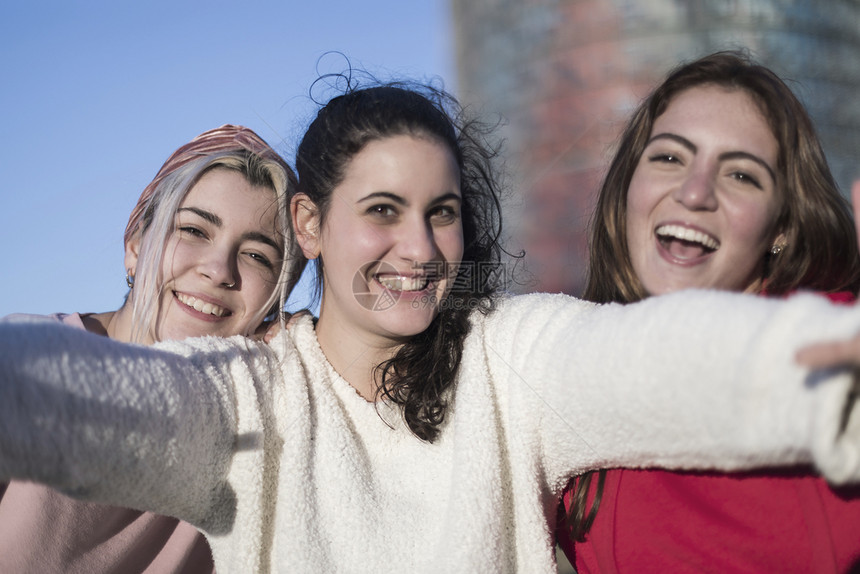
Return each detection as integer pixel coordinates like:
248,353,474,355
124,126,304,343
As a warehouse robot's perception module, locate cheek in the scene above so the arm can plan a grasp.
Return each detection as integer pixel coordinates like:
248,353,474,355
442,226,465,262
624,178,661,286
243,269,278,309
333,236,381,278
441,231,464,289
323,217,384,256
626,169,660,228
625,184,653,259
725,199,779,245
159,238,185,283
320,227,383,293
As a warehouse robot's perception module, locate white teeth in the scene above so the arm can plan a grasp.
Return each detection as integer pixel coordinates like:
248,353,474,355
176,293,229,317
656,224,719,250
376,275,429,292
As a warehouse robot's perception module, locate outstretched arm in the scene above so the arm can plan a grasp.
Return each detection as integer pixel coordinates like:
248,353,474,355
0,316,271,533
482,290,860,488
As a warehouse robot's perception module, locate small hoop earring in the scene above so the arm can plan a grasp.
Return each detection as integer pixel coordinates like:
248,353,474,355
126,271,135,289
770,244,784,255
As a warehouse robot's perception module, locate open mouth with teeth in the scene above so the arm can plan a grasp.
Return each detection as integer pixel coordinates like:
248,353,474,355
656,224,720,260
175,292,231,317
375,275,432,292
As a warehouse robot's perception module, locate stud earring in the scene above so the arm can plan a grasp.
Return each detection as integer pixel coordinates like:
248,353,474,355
770,244,784,255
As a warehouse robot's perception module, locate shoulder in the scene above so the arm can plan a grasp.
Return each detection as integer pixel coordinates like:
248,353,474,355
467,293,601,356
476,292,598,328
472,292,604,344
824,291,855,304
1,312,69,325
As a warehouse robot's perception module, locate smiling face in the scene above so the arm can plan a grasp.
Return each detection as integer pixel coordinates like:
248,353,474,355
127,167,283,343
298,134,463,347
625,85,784,296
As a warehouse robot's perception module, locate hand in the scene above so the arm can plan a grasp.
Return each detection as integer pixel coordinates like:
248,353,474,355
258,310,313,344
796,335,860,370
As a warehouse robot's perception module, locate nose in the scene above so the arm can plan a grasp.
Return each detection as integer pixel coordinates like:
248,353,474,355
198,246,239,288
395,216,438,264
671,165,718,211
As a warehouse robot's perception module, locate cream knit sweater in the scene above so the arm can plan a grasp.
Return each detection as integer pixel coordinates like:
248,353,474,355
2,291,860,573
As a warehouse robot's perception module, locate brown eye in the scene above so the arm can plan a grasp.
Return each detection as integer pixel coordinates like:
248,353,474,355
179,226,206,238
247,252,274,269
367,204,397,217
649,153,680,164
429,205,458,224
730,171,762,189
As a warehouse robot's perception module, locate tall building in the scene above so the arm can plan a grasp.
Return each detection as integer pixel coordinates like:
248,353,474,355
452,0,860,295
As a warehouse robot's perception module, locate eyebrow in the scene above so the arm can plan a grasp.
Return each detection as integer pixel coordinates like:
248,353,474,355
647,133,776,183
356,191,463,206
178,207,283,254
245,231,283,255
180,206,221,226
357,191,408,205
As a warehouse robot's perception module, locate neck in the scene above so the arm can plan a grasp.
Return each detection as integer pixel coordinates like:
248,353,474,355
743,276,766,295
314,310,402,402
89,300,136,343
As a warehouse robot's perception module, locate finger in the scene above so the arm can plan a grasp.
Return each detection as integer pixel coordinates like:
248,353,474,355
263,310,312,343
263,319,286,344
796,338,860,368
251,319,273,342
286,309,311,328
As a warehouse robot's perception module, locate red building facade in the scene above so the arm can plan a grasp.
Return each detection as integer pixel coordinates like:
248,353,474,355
452,0,860,295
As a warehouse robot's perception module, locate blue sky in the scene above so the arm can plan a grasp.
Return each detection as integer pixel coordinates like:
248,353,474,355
0,1,454,317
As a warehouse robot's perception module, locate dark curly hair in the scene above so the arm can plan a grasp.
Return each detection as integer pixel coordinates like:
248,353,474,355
295,81,505,441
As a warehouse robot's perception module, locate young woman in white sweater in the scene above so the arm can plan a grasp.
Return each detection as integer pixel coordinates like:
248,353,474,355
1,82,860,574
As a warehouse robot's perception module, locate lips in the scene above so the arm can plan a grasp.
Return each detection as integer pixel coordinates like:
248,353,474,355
656,224,719,260
175,292,231,317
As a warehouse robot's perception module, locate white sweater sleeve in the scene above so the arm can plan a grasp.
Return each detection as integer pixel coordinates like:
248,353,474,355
0,316,278,533
480,290,860,488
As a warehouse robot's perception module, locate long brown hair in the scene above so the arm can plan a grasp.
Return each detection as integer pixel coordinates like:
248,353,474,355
565,50,860,541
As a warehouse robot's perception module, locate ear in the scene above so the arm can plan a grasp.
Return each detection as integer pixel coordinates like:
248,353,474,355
124,232,142,279
291,193,322,259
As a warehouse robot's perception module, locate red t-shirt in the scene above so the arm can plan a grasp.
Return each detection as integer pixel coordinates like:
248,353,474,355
557,292,860,573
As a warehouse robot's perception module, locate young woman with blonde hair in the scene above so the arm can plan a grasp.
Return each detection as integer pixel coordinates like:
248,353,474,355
0,124,303,573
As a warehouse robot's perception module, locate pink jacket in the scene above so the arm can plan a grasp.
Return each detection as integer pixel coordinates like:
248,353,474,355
0,313,215,574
